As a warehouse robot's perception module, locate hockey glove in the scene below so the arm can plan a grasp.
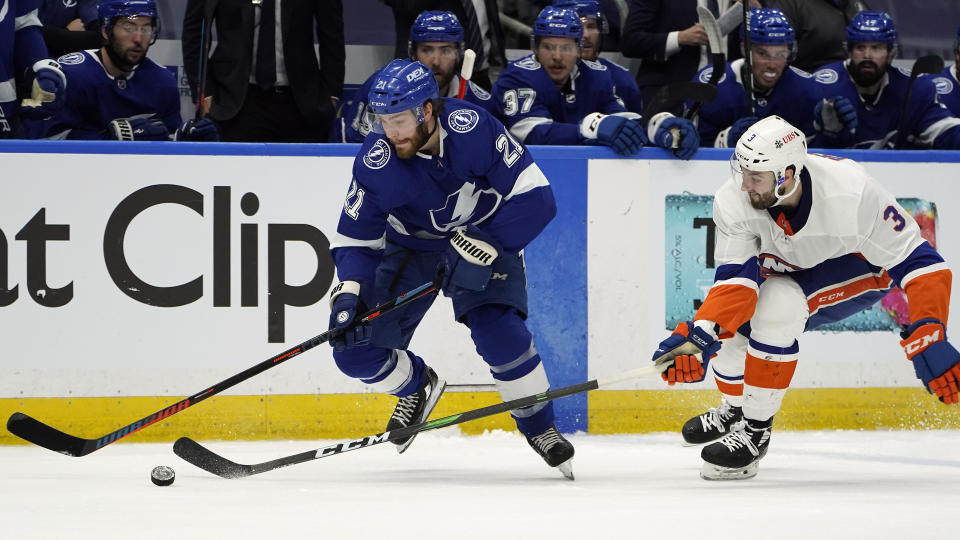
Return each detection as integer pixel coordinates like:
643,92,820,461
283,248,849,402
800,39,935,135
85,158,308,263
174,118,219,141
327,280,373,352
900,318,960,404
652,321,721,385
440,225,500,296
647,112,700,160
19,60,67,120
724,116,759,147
813,96,857,147
580,112,645,157
109,116,170,141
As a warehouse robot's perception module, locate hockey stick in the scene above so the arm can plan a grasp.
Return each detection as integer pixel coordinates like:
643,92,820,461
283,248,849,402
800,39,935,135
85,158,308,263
893,55,945,149
741,5,755,116
174,357,679,479
686,5,726,122
643,82,718,147
194,6,212,121
457,49,476,100
6,276,443,457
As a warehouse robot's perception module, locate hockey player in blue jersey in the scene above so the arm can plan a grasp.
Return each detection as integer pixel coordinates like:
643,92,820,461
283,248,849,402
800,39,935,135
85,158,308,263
931,27,960,117
330,11,497,143
812,11,960,149
1,0,67,138
327,58,576,478
553,0,643,114
22,0,217,141
693,8,852,148
492,6,699,159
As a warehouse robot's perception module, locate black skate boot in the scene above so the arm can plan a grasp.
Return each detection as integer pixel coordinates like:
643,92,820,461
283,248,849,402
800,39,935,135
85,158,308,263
386,367,446,454
699,417,772,481
681,399,743,446
526,426,575,480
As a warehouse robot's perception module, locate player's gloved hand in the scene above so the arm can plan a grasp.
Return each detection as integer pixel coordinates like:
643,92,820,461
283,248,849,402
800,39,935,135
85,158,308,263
900,318,960,404
580,112,645,156
652,320,721,385
724,116,760,147
19,60,67,119
440,224,500,296
647,112,700,160
173,118,219,141
327,280,372,352
109,116,170,141
813,96,857,147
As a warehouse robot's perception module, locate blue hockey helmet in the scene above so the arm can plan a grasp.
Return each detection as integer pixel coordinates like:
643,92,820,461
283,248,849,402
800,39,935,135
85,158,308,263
552,0,609,34
408,11,464,58
368,59,439,126
99,0,159,43
532,6,583,40
846,11,898,45
743,8,795,45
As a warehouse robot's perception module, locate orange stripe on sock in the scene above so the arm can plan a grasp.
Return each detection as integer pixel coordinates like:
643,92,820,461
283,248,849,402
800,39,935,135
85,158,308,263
715,378,744,396
744,352,798,390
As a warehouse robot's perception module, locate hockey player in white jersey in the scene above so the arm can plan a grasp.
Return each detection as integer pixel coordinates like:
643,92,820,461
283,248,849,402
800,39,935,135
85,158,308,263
651,116,956,480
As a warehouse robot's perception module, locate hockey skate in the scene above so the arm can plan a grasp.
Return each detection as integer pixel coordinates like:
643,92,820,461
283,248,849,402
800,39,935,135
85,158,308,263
699,418,771,481
387,367,446,454
526,426,575,480
681,399,743,446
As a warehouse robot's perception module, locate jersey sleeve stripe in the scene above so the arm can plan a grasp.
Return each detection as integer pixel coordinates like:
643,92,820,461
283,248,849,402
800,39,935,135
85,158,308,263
901,262,951,287
916,116,960,146
903,268,953,325
15,9,41,30
505,163,550,201
329,232,386,251
509,117,552,143
695,283,758,337
713,276,760,291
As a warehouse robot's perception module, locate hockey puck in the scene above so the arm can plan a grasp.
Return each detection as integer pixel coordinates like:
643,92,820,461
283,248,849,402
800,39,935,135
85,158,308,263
150,465,175,486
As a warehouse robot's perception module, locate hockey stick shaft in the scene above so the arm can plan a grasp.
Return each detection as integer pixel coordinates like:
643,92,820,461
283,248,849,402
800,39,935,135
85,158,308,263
195,13,211,120
457,49,476,100
894,55,944,149
173,361,674,479
6,277,443,457
741,5,755,116
687,6,725,122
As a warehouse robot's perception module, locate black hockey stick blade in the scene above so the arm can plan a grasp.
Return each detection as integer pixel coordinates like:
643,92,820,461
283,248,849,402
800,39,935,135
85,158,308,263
174,362,669,479
894,55,946,148
6,277,442,457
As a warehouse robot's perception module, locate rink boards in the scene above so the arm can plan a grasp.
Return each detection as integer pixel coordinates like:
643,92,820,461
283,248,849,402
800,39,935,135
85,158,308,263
1,142,959,443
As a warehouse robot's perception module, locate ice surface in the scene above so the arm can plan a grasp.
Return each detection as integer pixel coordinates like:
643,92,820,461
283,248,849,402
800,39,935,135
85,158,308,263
3,429,959,539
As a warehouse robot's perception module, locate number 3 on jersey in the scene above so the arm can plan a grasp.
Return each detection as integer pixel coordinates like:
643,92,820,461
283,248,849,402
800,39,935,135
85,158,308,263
496,131,523,167
883,205,906,232
344,179,365,220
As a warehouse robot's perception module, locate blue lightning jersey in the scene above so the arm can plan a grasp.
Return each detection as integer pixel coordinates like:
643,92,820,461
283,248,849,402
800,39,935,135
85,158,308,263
331,98,557,289
932,65,960,118
39,0,98,27
22,49,181,139
813,61,960,149
693,59,825,147
1,0,49,135
492,54,628,144
330,69,498,143
596,56,643,114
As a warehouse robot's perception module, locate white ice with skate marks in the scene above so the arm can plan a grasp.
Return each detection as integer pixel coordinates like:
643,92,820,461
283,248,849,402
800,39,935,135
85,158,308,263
3,429,960,539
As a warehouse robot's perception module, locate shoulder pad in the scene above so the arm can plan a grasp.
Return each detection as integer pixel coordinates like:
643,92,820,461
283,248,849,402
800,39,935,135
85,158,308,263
813,68,839,84
932,76,954,95
446,108,482,134
514,55,541,71
468,81,492,100
57,52,87,66
361,138,392,170
581,59,606,71
789,66,813,78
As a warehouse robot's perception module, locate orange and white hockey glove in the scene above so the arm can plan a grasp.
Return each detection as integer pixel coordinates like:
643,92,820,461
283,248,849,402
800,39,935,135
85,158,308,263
900,318,960,405
652,321,721,385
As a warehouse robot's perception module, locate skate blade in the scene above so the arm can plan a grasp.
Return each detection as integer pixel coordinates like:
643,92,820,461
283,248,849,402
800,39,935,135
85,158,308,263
396,378,448,455
700,461,758,481
556,459,574,481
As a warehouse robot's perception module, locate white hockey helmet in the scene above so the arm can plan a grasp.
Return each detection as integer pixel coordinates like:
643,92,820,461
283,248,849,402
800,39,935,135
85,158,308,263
730,115,807,203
